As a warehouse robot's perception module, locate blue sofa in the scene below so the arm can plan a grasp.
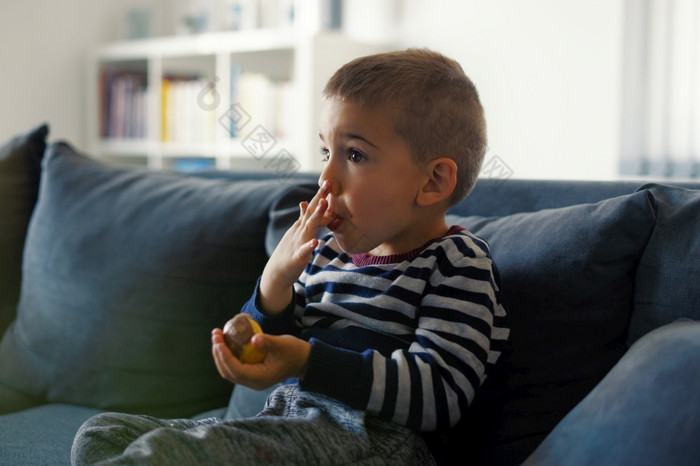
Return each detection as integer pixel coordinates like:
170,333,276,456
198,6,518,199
0,124,698,465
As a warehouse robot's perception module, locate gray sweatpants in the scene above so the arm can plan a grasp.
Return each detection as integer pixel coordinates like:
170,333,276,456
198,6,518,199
71,384,435,465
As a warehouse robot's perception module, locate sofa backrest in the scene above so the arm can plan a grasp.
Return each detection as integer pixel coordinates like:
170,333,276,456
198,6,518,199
197,170,700,216
450,178,700,215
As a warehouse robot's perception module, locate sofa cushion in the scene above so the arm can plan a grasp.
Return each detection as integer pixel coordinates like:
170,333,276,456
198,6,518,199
0,124,48,337
444,190,657,464
0,142,288,416
0,403,104,466
628,184,700,345
523,320,700,466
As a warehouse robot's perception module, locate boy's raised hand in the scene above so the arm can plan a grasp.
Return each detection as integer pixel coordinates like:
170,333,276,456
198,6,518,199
258,181,331,313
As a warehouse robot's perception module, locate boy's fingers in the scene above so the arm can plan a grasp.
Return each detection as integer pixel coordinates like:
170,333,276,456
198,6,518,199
212,344,232,380
211,329,245,383
211,328,225,348
296,197,327,242
319,209,334,227
290,238,317,267
307,238,319,251
250,333,267,351
305,181,330,214
306,198,328,226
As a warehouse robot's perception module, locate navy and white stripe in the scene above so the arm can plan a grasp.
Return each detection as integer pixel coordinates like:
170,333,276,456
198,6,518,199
246,228,509,432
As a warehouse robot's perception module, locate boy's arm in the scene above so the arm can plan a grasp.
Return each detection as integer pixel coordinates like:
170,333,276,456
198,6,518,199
258,181,331,314
240,277,301,336
212,182,332,389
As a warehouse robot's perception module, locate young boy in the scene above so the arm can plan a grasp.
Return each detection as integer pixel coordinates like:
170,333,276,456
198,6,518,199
72,49,508,465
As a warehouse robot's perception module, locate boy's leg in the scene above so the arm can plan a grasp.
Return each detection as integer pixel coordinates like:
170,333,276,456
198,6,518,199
72,385,435,466
71,413,211,465
523,321,700,466
256,385,435,465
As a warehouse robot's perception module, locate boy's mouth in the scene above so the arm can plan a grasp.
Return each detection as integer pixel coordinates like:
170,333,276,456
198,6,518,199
325,207,342,231
327,215,342,231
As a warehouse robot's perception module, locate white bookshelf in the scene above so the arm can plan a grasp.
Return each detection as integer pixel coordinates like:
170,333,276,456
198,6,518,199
86,30,386,172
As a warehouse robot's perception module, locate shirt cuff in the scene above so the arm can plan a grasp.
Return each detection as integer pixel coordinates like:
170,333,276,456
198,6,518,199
299,337,372,410
241,277,297,336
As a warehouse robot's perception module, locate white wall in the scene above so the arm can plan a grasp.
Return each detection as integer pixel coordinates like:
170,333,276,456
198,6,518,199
397,0,625,180
0,0,160,148
1,0,625,180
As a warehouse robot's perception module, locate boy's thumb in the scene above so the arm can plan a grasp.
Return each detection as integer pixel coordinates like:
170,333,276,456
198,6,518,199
250,333,268,350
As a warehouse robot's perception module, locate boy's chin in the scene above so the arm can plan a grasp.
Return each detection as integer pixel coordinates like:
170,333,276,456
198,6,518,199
332,233,377,256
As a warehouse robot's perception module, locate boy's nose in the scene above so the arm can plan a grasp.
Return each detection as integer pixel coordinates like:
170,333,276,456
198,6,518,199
318,163,336,194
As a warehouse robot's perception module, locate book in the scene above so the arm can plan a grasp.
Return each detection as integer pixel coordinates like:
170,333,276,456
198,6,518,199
99,70,147,139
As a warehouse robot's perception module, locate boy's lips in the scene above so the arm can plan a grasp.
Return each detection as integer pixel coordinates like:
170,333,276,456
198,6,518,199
325,206,342,231
328,216,342,231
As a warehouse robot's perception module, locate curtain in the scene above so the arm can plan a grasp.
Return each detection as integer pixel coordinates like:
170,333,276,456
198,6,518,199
620,0,700,179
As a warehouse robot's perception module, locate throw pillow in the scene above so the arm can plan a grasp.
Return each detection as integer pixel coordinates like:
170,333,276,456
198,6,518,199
444,190,656,464
0,124,48,337
0,142,288,416
628,184,700,345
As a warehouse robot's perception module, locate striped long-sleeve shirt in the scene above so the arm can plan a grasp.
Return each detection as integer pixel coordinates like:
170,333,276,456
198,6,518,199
243,225,509,432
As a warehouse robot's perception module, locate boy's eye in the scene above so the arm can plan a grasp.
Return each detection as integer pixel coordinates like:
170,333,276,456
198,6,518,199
320,147,330,162
347,149,366,163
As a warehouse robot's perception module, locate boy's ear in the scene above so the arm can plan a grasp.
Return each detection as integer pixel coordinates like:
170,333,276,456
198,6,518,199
416,157,457,207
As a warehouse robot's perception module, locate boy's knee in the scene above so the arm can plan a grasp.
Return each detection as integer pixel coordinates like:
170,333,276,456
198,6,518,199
78,412,130,429
73,412,143,444
71,412,163,465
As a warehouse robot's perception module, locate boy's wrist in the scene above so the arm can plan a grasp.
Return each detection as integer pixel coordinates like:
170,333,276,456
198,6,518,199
257,276,293,315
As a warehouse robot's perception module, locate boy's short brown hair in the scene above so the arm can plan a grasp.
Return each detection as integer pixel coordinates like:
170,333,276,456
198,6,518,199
322,48,487,204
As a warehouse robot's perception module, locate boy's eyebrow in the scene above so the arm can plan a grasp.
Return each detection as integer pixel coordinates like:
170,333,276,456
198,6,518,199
318,131,379,149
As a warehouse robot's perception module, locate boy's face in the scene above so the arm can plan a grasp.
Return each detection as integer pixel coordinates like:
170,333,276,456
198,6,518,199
318,97,432,256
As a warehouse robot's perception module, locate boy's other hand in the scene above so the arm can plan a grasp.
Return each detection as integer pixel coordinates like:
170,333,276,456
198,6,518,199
258,181,331,313
211,328,310,390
